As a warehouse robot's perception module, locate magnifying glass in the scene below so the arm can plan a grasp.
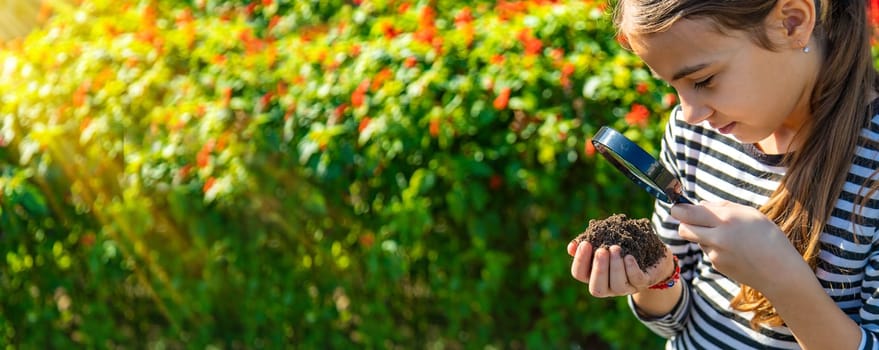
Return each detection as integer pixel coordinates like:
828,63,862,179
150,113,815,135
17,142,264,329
592,126,692,204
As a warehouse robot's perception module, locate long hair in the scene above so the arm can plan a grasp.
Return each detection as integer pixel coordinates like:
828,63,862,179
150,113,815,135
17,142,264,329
614,0,879,329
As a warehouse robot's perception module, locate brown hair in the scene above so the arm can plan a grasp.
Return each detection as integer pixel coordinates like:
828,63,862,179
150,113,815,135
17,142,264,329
615,0,879,329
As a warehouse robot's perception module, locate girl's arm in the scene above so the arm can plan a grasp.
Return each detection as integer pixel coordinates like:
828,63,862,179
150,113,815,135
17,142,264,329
761,257,862,349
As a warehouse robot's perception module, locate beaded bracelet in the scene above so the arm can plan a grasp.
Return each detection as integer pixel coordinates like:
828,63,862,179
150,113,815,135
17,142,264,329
648,255,680,290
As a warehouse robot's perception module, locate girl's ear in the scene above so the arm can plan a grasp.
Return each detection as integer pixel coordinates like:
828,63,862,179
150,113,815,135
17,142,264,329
772,0,817,50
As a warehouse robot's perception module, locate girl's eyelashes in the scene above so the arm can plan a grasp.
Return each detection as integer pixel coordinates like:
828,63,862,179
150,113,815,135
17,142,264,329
694,75,714,90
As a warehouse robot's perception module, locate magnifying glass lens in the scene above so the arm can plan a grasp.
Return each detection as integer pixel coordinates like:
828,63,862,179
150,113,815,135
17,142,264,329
602,146,669,196
592,127,692,204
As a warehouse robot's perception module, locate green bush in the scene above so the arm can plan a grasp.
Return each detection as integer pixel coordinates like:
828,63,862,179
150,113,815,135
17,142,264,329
0,0,676,348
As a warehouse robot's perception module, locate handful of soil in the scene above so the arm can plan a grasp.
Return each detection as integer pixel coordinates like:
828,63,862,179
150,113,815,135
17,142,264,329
574,214,666,272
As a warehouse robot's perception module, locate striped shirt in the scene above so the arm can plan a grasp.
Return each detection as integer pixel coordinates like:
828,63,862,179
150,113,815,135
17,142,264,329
627,105,879,349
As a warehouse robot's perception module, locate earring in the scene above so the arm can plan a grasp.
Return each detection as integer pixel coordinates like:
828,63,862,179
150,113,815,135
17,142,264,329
803,46,810,53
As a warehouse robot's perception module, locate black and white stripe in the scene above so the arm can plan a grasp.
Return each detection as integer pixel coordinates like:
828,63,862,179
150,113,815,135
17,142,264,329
629,106,879,349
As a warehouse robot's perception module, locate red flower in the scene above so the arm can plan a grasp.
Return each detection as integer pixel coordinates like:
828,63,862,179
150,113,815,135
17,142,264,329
222,87,233,107
268,15,281,31
494,87,511,110
429,118,441,137
491,54,505,65
663,93,678,108
352,80,370,107
213,54,226,65
335,103,348,119
80,117,91,132
260,92,273,107
382,22,399,39
636,82,649,94
178,164,193,179
871,0,879,28
584,139,596,157
489,174,503,190
560,63,575,88
73,82,89,107
197,139,215,168
371,68,393,91
616,33,629,47
203,177,216,193
404,56,417,68
359,233,375,248
454,7,473,27
359,116,372,133
80,233,96,248
625,103,650,127
517,29,542,56
246,2,259,16
550,48,564,62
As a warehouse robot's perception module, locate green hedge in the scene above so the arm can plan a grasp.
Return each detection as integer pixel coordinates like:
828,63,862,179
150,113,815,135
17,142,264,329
0,0,676,348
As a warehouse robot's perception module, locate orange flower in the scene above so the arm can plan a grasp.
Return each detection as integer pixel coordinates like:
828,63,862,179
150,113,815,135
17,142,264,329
382,22,399,39
404,56,417,68
203,177,216,193
197,139,215,169
871,0,879,27
517,29,542,56
429,118,441,137
560,63,575,88
454,7,473,27
72,82,89,107
351,80,370,107
584,139,596,157
663,93,678,108
494,87,511,110
371,68,393,91
222,87,233,107
625,103,650,127
359,116,372,133
178,164,193,179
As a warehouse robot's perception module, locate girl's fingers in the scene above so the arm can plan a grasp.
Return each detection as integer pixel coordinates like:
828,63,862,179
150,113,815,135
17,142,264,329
670,203,720,227
624,254,649,288
589,247,610,297
608,246,635,294
570,241,593,283
567,240,579,256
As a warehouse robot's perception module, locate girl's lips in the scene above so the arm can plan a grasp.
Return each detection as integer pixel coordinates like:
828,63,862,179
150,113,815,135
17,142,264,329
717,122,735,134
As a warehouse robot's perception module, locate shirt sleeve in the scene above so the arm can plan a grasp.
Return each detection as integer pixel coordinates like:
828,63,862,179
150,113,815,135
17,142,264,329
627,107,703,338
858,234,879,349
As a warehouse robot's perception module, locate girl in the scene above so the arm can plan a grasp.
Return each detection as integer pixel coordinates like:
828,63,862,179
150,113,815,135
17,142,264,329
567,0,879,348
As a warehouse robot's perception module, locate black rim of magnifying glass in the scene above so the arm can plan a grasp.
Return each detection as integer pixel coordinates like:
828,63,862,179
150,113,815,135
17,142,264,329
591,126,692,204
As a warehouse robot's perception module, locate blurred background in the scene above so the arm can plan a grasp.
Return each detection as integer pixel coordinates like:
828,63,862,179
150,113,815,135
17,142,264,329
0,0,684,348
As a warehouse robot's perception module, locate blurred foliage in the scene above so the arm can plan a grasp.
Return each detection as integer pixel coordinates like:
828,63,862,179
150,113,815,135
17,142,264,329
0,0,679,348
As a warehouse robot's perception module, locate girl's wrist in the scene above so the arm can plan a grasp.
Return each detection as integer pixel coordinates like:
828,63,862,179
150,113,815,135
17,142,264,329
648,255,680,290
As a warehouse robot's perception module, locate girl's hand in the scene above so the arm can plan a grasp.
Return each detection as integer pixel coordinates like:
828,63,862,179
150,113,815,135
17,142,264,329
670,201,804,293
567,240,676,297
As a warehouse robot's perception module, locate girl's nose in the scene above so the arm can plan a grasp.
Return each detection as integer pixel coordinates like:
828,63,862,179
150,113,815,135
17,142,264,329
678,93,712,125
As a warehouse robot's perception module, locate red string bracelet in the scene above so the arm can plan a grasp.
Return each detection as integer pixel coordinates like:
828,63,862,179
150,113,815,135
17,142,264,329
648,255,680,290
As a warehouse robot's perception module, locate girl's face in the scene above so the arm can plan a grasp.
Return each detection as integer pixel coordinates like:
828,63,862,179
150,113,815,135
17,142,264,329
625,17,819,149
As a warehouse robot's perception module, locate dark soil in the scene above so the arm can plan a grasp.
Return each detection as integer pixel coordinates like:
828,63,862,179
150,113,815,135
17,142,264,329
574,213,666,272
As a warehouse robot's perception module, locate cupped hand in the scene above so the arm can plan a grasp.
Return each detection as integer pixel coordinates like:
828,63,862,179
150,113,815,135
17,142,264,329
670,200,805,292
567,240,675,297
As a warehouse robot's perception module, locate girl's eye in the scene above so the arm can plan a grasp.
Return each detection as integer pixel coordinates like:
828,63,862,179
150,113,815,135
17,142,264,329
694,76,714,90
